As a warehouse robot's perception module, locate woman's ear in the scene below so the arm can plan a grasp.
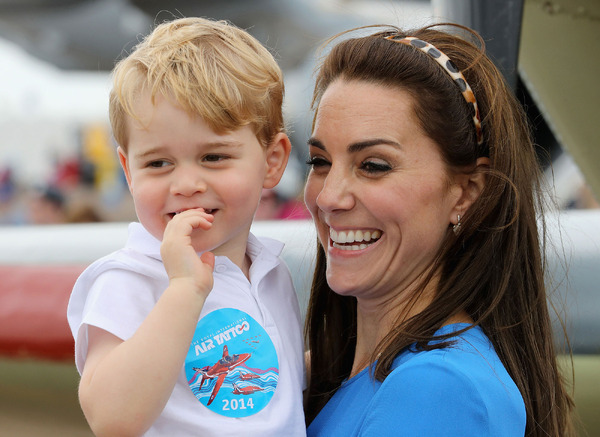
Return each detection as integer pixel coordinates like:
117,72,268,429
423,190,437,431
449,157,490,224
263,132,292,189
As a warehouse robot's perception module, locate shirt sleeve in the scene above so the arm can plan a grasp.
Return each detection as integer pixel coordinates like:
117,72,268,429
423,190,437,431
69,267,164,374
358,357,490,436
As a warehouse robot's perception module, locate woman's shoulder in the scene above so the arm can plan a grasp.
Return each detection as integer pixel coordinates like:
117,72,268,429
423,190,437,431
366,324,525,435
385,327,494,398
388,324,516,395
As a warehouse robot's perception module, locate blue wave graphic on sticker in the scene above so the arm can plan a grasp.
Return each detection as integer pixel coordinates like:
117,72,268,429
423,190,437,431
185,308,279,417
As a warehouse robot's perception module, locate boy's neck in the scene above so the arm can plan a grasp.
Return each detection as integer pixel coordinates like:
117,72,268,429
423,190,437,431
241,253,252,280
213,245,252,280
208,228,254,279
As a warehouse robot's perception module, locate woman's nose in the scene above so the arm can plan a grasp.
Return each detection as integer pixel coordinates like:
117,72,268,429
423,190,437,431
170,165,207,196
315,167,355,212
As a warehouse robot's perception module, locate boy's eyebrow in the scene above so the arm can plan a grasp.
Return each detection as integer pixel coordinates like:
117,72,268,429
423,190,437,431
307,137,402,153
133,147,167,160
201,140,245,150
133,141,245,160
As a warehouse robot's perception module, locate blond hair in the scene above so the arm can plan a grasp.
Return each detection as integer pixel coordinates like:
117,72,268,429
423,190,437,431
109,17,284,151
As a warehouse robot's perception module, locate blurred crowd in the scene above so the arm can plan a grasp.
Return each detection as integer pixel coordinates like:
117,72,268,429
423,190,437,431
2,150,598,226
0,124,309,226
1,119,596,227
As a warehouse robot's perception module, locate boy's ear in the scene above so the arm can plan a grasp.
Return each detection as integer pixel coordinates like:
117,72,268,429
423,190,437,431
263,132,292,189
117,146,133,192
449,157,490,224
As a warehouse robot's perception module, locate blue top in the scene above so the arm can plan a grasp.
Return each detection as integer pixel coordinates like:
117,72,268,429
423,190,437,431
307,324,525,436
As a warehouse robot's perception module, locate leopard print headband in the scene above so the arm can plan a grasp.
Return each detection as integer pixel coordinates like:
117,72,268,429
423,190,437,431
385,35,483,146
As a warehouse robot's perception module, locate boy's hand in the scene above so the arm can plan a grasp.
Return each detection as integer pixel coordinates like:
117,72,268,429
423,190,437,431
161,208,215,296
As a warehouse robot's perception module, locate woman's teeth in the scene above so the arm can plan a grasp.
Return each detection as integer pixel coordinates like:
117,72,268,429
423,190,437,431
330,229,382,251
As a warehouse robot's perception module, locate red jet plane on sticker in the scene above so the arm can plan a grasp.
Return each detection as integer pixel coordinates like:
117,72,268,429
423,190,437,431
239,372,260,381
193,345,251,405
232,382,263,395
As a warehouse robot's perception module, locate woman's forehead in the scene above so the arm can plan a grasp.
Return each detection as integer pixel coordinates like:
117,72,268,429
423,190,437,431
313,80,422,144
318,80,415,118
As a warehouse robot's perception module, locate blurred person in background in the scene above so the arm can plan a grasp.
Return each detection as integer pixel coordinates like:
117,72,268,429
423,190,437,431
255,159,309,220
27,184,67,224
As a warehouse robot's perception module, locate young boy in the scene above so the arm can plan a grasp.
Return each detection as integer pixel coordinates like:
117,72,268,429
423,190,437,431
67,17,306,436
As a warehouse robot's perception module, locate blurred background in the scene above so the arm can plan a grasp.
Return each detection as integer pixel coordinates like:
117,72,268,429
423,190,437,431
0,0,598,435
0,0,596,227
0,0,437,226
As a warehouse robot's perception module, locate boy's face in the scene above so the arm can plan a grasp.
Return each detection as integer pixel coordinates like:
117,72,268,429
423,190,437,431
118,93,289,260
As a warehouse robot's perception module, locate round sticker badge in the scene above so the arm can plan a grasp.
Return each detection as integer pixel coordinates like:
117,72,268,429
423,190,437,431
185,308,279,417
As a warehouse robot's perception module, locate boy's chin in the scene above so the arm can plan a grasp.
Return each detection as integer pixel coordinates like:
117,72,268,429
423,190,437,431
191,240,213,255
190,233,222,256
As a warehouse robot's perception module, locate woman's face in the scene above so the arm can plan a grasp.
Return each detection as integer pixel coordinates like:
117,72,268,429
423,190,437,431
304,79,463,307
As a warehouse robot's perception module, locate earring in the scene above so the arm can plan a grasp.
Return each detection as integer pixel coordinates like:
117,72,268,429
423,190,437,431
452,214,461,235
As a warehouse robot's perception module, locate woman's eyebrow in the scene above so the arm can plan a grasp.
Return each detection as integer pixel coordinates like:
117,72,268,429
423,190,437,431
307,137,325,150
307,137,402,153
347,139,402,153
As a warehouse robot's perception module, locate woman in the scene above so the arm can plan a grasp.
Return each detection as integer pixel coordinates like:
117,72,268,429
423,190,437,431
303,24,574,436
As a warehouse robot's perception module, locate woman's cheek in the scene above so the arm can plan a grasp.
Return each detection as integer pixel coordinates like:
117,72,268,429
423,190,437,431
303,176,320,216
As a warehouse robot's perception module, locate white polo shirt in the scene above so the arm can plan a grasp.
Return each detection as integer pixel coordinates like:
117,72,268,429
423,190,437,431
67,222,306,436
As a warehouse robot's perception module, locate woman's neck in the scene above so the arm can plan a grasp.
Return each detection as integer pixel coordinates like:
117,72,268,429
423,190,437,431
349,275,472,378
349,293,410,377
350,310,385,377
350,304,472,378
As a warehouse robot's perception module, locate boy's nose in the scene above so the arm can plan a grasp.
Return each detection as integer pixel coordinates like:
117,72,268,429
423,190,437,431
170,166,207,196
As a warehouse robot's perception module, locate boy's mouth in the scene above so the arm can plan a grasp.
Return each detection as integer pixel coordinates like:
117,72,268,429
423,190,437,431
168,208,216,219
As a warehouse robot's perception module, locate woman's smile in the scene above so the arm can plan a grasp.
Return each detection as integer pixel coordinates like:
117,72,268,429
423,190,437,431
329,228,382,251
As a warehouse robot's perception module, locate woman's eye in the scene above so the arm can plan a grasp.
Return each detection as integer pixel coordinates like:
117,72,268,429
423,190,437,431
306,156,330,169
361,160,392,174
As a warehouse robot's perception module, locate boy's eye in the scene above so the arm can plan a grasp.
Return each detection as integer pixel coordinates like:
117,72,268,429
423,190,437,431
203,154,227,162
147,160,169,168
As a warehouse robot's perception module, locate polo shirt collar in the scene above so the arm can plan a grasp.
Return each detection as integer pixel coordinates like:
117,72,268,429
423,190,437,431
126,222,285,265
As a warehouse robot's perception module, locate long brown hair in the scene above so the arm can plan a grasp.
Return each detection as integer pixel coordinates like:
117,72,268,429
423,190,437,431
304,24,574,436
